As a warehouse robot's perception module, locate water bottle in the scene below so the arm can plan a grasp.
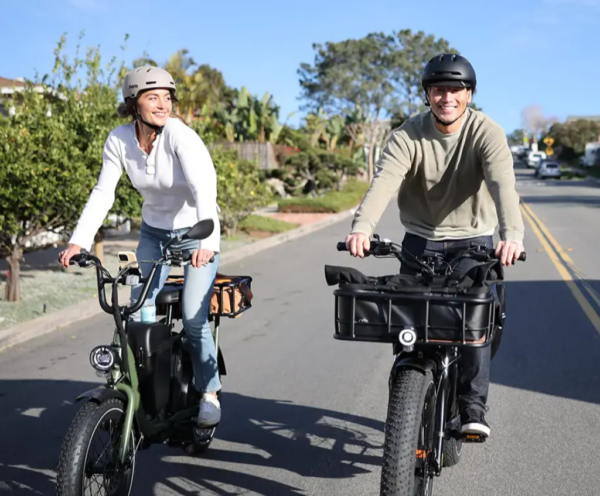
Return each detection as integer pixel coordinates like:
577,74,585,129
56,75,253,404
140,305,156,324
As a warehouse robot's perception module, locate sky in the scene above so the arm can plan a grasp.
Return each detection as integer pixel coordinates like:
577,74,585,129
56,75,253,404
2,0,600,134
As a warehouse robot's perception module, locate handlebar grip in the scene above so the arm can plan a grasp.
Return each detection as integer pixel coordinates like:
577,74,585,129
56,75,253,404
337,242,348,251
69,253,88,266
181,253,216,263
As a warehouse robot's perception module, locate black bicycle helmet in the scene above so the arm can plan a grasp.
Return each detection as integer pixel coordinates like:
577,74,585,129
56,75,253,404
421,54,477,92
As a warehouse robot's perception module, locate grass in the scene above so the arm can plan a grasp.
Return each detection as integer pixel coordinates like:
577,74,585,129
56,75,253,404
277,179,370,213
239,215,299,233
0,229,266,331
559,166,586,180
0,264,105,331
560,159,600,180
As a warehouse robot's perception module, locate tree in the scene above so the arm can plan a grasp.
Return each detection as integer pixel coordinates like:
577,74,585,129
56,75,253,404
211,147,273,237
547,119,600,157
213,86,288,143
0,33,142,302
507,129,526,147
387,29,459,118
298,33,393,117
299,34,394,181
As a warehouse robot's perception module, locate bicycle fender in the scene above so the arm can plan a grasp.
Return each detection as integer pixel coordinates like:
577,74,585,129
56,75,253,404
76,386,127,405
393,356,437,376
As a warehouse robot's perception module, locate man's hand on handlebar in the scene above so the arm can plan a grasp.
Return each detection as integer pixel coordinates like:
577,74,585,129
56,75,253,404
495,240,525,267
345,232,371,258
58,244,82,269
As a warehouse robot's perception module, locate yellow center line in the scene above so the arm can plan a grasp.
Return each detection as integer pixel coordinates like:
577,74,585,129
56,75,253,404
523,202,600,309
519,201,600,335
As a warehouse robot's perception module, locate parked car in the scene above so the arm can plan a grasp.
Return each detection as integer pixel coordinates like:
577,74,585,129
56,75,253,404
536,160,561,179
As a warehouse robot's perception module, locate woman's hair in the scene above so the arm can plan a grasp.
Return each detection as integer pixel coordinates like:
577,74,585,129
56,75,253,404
117,99,137,119
117,90,187,125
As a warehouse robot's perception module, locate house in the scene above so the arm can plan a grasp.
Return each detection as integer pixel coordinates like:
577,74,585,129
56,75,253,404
0,76,56,116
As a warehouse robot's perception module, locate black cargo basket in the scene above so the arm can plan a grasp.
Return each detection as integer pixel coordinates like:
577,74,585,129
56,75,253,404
333,284,496,347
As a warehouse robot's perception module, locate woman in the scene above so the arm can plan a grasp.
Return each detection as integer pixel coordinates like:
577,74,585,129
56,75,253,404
58,66,222,427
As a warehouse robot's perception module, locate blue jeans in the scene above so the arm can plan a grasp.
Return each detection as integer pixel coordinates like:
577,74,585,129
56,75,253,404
130,221,221,394
400,233,494,414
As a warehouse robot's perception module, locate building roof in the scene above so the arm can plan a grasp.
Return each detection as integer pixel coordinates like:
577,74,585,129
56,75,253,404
0,77,27,88
566,115,600,122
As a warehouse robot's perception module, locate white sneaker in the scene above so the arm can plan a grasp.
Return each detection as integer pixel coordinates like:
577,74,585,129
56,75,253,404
197,394,221,427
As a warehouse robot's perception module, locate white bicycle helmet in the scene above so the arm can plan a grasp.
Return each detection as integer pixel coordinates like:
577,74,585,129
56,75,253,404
122,66,177,101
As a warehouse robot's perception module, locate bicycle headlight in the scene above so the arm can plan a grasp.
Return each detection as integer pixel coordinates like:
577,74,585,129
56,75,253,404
89,346,118,371
399,327,417,346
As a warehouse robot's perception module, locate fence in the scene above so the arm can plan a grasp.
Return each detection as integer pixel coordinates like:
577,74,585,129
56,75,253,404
210,141,280,170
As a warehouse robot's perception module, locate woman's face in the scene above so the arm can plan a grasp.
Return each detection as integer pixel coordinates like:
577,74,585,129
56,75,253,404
136,89,172,128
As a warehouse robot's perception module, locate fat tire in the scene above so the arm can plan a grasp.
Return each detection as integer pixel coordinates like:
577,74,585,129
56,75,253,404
381,369,435,496
441,434,462,468
56,398,135,496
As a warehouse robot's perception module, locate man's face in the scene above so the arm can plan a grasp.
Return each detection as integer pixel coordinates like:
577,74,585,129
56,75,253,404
427,85,473,123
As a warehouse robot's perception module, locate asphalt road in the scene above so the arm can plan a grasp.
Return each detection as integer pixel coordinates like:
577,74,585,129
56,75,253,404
2,161,600,495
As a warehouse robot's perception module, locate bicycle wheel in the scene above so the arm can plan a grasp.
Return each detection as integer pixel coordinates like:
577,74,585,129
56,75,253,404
381,369,436,496
56,398,136,496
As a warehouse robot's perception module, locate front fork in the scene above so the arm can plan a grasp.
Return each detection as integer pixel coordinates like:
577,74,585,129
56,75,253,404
390,346,458,477
432,353,450,475
116,344,140,465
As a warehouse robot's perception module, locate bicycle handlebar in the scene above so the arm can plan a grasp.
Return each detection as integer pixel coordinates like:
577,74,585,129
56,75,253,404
337,238,526,263
67,249,200,317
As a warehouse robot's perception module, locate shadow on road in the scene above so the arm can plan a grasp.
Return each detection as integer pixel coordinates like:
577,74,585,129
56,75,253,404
0,379,384,495
492,280,600,405
2,274,600,494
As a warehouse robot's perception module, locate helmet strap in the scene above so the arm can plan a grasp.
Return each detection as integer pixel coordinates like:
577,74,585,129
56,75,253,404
138,117,165,135
133,105,165,135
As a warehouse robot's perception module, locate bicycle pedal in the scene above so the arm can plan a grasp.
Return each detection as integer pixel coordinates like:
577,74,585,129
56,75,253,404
461,433,487,443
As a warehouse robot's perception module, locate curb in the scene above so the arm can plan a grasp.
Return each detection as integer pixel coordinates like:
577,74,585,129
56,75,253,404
566,166,600,185
0,208,355,354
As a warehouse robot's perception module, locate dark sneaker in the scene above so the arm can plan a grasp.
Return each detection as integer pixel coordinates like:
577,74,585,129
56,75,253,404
460,408,490,437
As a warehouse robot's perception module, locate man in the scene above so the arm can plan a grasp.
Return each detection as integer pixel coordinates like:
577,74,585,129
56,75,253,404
345,53,525,437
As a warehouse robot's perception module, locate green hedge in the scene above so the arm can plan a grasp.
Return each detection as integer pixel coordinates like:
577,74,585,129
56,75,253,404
277,180,369,213
239,214,299,233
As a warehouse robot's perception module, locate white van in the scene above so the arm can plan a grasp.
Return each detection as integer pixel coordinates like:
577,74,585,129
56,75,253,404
526,151,547,168
583,143,600,167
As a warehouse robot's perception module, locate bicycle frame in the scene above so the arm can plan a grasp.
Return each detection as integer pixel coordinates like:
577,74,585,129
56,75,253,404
73,250,218,465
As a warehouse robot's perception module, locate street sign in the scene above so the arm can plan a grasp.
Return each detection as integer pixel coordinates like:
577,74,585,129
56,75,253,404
546,146,554,156
544,137,554,146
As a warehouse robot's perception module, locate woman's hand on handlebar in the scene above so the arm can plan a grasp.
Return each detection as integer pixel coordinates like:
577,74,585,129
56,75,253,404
191,249,214,268
495,240,524,267
345,232,371,258
58,244,82,269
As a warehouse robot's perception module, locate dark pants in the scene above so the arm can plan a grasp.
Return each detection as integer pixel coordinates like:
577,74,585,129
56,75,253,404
400,232,492,414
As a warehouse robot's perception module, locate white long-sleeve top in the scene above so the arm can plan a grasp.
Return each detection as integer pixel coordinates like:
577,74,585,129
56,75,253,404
69,117,221,252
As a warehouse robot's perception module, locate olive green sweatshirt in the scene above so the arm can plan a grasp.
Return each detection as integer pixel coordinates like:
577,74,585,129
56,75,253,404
351,108,525,244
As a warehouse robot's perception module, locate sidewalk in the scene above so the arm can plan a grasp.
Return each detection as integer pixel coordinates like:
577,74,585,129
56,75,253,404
0,208,355,352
